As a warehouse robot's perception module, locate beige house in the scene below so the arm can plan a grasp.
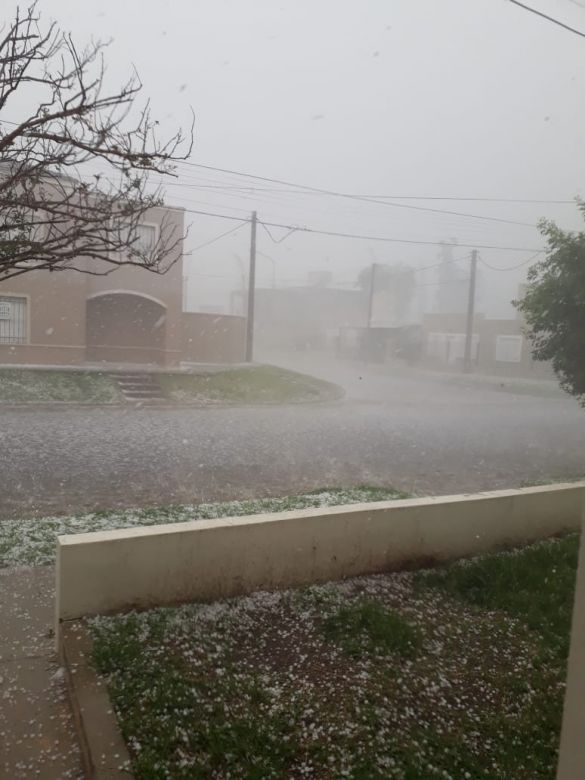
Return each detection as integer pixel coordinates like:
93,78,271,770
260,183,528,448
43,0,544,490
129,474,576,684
0,205,245,366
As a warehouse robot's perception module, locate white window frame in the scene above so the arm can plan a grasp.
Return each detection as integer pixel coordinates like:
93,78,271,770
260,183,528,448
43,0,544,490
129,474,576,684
3,208,45,268
495,334,523,363
111,220,160,260
133,221,159,254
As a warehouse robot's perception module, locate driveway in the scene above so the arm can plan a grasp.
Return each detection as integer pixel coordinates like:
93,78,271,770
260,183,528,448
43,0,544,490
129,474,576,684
1,354,584,518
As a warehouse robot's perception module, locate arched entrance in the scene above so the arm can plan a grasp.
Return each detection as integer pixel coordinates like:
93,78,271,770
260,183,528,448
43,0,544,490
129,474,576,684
86,292,167,364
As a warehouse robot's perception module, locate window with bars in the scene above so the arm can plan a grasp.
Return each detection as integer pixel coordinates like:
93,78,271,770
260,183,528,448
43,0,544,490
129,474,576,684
0,296,28,344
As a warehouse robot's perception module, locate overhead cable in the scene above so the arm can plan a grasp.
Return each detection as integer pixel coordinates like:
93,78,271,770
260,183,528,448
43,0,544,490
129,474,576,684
508,0,585,38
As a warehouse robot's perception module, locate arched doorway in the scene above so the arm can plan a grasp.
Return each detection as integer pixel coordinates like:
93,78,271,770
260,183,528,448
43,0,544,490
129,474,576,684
86,292,167,364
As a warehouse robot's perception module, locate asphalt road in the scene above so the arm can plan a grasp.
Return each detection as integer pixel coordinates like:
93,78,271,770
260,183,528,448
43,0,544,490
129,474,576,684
2,355,584,518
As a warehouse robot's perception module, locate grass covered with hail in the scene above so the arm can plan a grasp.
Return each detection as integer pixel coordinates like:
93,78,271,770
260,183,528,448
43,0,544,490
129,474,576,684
0,486,407,568
89,534,579,779
156,365,343,405
0,368,121,404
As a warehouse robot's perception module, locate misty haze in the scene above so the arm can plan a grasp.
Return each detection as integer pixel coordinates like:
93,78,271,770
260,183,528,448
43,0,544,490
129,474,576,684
2,1,585,778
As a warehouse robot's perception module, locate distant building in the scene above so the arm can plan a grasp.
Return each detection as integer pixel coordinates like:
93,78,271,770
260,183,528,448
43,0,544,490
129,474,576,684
422,311,552,378
232,285,366,351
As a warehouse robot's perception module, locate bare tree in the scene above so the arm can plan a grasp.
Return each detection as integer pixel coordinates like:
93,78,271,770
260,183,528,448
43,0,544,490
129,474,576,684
0,2,193,282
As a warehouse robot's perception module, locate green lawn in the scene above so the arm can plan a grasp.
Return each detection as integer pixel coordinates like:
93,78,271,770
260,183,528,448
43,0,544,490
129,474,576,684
0,368,121,403
0,486,407,568
156,365,342,404
89,534,579,779
0,365,342,405
416,533,579,659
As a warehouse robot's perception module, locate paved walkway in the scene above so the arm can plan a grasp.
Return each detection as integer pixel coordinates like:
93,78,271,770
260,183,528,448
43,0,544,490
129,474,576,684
0,567,82,778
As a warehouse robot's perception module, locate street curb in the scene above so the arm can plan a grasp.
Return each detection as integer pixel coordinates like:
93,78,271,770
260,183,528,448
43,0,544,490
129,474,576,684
0,391,345,412
60,621,133,779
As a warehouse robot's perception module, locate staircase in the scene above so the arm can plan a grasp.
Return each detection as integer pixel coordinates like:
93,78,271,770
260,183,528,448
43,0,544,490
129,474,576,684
111,372,165,403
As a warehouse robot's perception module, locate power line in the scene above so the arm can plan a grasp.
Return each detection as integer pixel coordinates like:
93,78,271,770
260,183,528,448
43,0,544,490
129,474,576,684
257,218,543,253
182,205,544,252
368,254,470,277
166,177,579,205
1,117,576,209
2,126,574,213
507,0,585,38
135,175,580,206
179,161,536,228
478,250,542,271
188,271,470,289
259,222,298,243
186,222,247,255
407,254,470,274
360,194,576,204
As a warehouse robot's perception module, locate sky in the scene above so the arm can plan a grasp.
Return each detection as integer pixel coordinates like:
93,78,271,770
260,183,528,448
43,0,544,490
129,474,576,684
7,0,585,316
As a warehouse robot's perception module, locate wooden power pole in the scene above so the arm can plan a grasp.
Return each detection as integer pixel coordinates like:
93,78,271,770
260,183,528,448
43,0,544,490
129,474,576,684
463,249,478,373
366,262,377,328
245,211,257,362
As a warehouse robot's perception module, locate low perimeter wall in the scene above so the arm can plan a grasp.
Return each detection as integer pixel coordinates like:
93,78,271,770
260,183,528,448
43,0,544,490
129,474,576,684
56,483,585,628
181,313,246,364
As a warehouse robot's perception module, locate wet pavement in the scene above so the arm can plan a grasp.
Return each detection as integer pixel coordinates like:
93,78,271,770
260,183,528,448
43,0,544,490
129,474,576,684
1,355,584,519
0,567,83,778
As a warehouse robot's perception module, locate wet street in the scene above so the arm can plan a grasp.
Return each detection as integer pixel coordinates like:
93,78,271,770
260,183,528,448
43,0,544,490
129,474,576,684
2,355,584,518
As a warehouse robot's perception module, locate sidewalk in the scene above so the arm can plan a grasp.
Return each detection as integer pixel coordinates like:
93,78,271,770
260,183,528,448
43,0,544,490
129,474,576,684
0,567,82,778
260,348,564,402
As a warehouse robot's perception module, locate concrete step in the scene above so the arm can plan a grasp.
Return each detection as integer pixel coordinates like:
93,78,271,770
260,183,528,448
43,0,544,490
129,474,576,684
109,372,164,402
117,381,157,389
122,396,165,403
124,387,161,396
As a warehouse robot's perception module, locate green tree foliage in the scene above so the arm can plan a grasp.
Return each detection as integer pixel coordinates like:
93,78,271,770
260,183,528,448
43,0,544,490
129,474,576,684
515,210,585,403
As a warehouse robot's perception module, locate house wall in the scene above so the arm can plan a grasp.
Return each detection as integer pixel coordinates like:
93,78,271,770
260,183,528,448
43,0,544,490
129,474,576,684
0,269,87,365
181,313,246,364
84,205,184,366
0,205,185,366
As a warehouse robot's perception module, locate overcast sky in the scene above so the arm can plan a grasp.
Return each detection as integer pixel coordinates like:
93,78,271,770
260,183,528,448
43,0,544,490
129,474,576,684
8,0,585,315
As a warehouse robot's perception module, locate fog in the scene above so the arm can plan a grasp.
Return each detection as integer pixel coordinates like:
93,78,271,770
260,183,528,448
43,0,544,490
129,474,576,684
9,0,585,319
3,0,585,491
5,4,585,775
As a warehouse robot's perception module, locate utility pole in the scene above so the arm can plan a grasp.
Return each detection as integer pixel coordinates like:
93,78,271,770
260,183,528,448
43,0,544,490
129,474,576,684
366,262,377,328
245,211,257,363
463,249,478,373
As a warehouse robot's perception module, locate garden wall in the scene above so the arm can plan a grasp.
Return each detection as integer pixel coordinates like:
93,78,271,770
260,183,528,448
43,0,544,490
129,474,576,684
56,483,585,630
181,313,246,364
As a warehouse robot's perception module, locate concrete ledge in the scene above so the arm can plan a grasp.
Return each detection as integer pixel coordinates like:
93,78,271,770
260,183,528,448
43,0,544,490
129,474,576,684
60,621,132,779
56,483,585,630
